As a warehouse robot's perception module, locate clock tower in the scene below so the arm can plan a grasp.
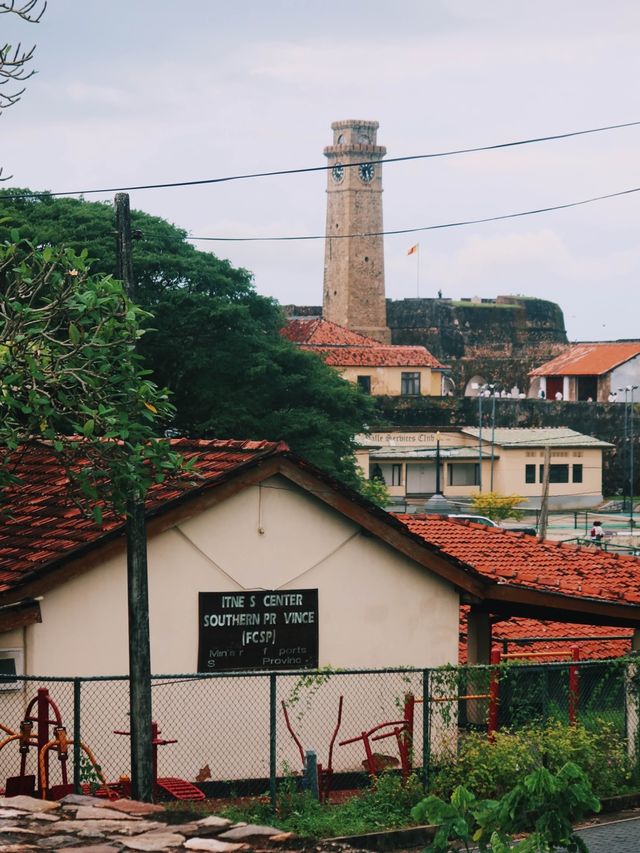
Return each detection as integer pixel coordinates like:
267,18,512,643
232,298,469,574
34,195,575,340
322,119,391,343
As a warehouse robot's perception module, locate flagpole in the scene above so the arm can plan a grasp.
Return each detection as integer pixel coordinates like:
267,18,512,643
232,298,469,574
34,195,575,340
416,244,420,297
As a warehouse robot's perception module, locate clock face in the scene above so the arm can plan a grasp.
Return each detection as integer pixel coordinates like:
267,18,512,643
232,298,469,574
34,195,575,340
358,163,375,183
331,164,345,183
357,132,371,143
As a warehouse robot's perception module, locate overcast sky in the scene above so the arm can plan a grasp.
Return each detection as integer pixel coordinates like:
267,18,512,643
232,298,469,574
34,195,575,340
3,1,640,342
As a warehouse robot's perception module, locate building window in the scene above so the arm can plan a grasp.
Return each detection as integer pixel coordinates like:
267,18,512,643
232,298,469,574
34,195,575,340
370,463,385,483
0,649,23,691
539,464,570,484
391,464,402,486
448,463,480,486
401,372,421,396
572,464,583,483
357,375,371,394
525,464,536,484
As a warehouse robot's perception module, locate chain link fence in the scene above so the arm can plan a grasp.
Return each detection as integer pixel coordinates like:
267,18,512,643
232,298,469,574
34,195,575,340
0,658,638,803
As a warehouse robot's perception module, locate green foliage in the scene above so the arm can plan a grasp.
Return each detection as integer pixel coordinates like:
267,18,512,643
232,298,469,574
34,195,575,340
0,235,183,513
220,771,425,839
412,762,600,852
354,467,390,508
429,720,633,801
0,192,374,489
78,755,104,795
471,491,525,521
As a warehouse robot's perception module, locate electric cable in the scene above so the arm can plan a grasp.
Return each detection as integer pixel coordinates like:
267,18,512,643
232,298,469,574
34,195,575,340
189,184,640,243
1,119,639,201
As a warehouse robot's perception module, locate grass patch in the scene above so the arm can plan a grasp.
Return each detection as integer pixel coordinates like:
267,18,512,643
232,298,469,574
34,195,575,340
217,772,425,839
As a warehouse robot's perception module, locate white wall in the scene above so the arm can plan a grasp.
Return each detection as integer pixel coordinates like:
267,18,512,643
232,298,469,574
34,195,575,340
17,474,458,676
0,475,460,786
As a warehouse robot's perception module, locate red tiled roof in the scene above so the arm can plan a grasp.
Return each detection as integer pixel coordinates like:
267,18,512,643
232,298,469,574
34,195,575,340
283,318,447,369
0,439,288,593
283,318,375,347
530,342,640,377
398,514,640,607
458,608,632,663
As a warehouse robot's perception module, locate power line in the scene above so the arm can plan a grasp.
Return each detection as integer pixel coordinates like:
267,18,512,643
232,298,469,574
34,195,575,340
189,184,640,243
2,119,640,201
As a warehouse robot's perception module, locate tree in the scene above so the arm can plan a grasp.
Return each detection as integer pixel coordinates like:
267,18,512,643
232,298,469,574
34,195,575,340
0,192,374,487
0,231,182,518
470,492,524,522
1,2,46,180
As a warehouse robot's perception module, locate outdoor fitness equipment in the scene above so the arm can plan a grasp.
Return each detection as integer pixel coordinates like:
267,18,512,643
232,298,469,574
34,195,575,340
281,696,343,802
114,721,205,802
488,646,580,735
0,687,113,800
339,713,413,781
403,646,580,749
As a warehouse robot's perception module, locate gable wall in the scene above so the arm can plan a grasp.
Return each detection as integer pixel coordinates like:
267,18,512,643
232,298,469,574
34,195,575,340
19,474,459,678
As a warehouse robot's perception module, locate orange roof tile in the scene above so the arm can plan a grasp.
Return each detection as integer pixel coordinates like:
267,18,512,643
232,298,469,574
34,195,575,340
458,607,632,662
530,342,640,377
398,514,640,608
0,439,288,592
283,318,447,369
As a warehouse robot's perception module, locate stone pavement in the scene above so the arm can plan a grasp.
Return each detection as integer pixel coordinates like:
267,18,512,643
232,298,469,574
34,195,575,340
0,793,317,852
576,816,640,852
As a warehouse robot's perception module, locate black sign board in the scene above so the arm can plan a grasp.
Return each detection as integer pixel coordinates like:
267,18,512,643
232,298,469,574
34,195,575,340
198,589,318,672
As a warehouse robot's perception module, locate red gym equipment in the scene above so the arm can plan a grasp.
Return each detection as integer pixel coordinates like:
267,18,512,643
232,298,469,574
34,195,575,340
114,721,205,801
0,688,113,800
281,696,343,802
339,716,413,781
0,688,204,802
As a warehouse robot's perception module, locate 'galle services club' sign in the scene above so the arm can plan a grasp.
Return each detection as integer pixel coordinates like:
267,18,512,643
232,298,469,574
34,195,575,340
198,589,318,672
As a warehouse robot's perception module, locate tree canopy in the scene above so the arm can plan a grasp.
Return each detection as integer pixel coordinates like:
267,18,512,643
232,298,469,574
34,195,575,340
0,231,182,519
0,191,374,487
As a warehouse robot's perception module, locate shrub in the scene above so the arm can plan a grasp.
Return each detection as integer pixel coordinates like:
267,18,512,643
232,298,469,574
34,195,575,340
412,762,600,852
470,492,524,521
429,720,633,801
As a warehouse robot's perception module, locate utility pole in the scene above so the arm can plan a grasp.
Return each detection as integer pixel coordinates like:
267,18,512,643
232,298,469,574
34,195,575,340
477,388,483,492
538,445,551,541
114,192,154,802
489,387,497,492
631,385,638,529
620,387,629,512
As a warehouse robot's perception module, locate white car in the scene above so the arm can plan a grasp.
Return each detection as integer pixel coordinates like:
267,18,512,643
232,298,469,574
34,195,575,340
446,514,499,527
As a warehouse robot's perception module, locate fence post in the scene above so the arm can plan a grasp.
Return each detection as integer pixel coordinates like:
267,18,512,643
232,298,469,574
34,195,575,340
73,678,81,794
303,750,319,800
269,673,277,809
569,647,580,724
488,648,501,739
421,669,430,791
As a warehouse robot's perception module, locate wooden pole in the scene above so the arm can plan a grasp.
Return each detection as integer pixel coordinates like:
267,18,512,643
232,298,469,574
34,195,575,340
114,192,154,802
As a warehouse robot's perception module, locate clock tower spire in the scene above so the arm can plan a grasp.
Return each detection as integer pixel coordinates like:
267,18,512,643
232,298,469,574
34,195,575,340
322,119,391,343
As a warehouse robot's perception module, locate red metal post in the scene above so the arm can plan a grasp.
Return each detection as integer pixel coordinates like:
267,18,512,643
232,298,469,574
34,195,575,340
569,646,580,725
488,647,501,740
37,689,50,797
403,692,415,769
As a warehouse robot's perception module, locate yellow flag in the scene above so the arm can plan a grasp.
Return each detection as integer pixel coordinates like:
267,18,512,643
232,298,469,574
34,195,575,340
407,244,418,256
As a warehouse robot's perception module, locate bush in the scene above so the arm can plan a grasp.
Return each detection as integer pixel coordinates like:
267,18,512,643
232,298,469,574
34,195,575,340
470,492,524,521
429,720,633,801
412,762,600,852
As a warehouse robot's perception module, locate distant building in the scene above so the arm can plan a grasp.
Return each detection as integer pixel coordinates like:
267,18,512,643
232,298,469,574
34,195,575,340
357,427,612,509
283,317,448,396
528,342,640,402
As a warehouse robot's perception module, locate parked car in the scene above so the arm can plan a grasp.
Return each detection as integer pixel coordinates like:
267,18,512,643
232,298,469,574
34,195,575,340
447,514,499,527
447,514,537,535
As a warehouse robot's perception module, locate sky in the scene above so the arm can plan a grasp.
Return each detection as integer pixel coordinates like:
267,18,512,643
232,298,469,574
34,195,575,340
2,0,640,342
